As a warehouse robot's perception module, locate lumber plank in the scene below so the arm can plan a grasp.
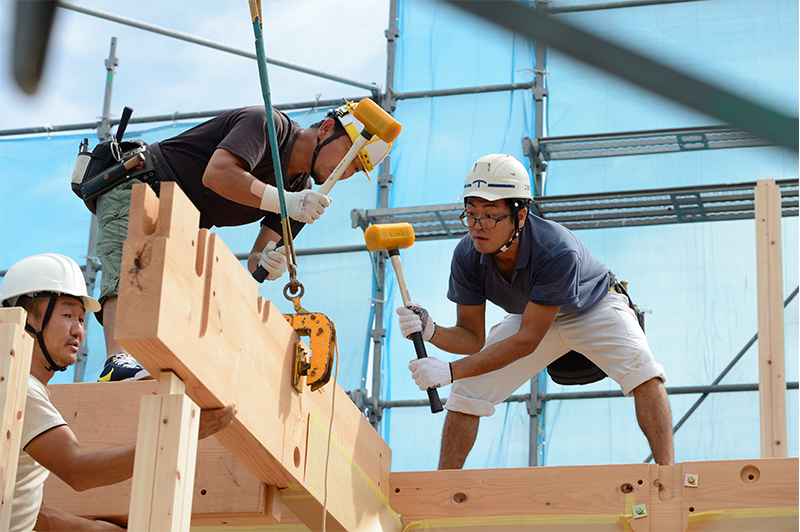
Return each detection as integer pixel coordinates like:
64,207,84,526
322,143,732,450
114,182,397,531
0,308,34,531
128,372,199,531
389,464,653,530
389,460,798,531
41,381,799,530
755,179,788,458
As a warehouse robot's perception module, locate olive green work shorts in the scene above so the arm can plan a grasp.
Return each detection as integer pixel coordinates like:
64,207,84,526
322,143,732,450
95,178,143,305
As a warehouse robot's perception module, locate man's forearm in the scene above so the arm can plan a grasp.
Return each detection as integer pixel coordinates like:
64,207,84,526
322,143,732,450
429,324,485,355
36,501,124,531
451,332,542,381
67,445,135,491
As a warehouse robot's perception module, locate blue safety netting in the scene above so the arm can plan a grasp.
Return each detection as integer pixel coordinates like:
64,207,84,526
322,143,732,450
0,0,797,473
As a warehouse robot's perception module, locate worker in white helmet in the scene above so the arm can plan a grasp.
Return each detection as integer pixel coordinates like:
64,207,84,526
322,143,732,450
0,253,237,532
91,102,392,382
396,154,674,469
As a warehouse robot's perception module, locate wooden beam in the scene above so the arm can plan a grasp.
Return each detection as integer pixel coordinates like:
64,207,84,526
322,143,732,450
44,382,799,530
754,179,787,458
0,308,34,530
389,459,799,531
114,182,398,531
128,371,199,531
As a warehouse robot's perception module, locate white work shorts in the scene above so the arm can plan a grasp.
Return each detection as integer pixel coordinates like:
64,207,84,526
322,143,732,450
445,290,666,417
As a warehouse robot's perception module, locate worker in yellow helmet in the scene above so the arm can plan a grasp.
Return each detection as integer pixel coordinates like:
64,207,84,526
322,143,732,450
81,102,393,382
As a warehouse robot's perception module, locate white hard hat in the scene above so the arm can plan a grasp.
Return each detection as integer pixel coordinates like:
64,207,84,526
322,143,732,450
0,253,100,312
459,154,533,201
331,101,392,175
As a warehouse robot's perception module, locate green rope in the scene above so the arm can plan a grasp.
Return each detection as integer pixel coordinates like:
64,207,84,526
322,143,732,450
251,14,287,220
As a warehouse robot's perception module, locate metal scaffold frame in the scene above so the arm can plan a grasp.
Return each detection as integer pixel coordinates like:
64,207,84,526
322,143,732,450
1,0,796,468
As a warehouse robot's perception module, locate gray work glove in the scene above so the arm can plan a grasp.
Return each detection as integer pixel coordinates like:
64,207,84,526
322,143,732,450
396,301,436,341
258,241,287,280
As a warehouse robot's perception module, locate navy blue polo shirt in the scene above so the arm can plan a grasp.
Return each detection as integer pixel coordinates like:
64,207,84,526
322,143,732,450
447,214,609,315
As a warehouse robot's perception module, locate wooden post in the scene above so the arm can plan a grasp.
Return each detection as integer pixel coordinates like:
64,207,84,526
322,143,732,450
754,179,787,459
128,371,200,531
0,308,34,530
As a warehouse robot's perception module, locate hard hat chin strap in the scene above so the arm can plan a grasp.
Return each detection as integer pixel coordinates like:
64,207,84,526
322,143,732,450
25,293,69,373
492,200,528,255
493,228,522,255
310,126,347,182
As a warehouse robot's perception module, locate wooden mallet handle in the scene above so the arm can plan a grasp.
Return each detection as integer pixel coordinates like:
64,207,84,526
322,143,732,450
365,223,443,413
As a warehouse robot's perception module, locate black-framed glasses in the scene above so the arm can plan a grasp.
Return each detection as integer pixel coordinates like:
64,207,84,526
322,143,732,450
459,211,513,229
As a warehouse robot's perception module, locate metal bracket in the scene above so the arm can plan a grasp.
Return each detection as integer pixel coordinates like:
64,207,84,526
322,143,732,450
523,136,547,197
351,208,369,230
292,343,310,393
346,388,371,414
670,192,709,222
632,503,648,519
284,313,337,391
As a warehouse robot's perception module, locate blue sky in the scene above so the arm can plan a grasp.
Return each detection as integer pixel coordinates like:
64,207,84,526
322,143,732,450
0,0,390,132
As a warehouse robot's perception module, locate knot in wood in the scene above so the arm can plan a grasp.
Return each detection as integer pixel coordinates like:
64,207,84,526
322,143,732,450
452,492,468,504
620,483,634,494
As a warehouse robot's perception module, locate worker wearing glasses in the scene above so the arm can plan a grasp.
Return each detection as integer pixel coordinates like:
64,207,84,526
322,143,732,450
396,154,674,470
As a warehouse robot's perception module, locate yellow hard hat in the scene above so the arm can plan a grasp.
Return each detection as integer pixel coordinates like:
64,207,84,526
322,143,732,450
330,101,392,175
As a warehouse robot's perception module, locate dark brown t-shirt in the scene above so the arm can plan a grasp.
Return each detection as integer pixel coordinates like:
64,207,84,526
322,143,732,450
158,107,311,231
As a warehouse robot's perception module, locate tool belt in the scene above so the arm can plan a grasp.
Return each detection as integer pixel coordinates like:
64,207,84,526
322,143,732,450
70,107,173,214
546,271,646,386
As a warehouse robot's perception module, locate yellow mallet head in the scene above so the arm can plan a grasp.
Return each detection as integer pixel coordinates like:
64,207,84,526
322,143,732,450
364,223,415,255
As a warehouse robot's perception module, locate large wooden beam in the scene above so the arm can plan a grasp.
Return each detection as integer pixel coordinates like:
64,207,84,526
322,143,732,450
44,381,799,531
114,182,398,531
389,459,799,531
754,179,788,458
0,308,34,530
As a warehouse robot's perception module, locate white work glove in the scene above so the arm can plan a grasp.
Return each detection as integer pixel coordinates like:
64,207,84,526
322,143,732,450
409,357,452,390
259,185,331,224
258,241,287,280
396,302,436,341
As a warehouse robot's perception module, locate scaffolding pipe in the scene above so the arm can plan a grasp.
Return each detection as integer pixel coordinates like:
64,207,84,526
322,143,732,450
367,0,402,429
0,98,365,138
393,80,536,101
379,382,800,409
545,0,711,15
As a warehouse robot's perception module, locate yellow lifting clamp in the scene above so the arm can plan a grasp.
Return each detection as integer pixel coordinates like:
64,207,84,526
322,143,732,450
283,312,336,392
